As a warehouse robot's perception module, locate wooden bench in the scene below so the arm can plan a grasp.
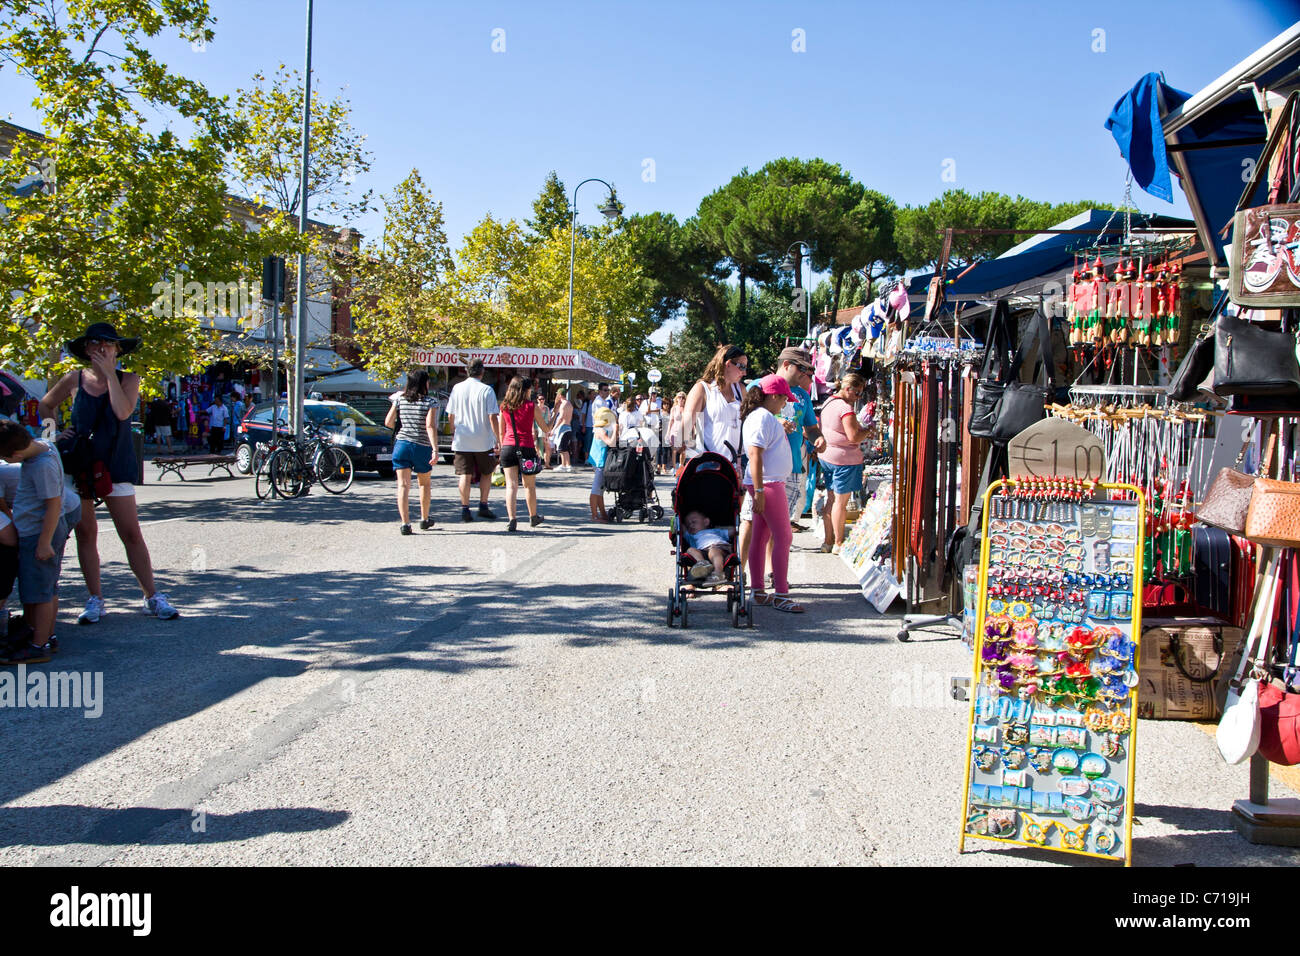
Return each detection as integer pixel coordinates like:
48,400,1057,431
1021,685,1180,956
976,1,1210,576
152,454,239,481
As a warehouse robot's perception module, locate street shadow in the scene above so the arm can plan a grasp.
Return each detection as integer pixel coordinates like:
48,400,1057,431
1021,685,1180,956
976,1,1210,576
0,805,349,848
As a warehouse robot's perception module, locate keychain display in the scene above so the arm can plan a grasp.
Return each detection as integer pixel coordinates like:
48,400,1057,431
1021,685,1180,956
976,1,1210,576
961,477,1143,865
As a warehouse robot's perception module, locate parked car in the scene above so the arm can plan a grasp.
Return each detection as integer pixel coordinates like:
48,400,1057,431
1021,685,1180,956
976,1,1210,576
235,399,398,479
326,392,454,464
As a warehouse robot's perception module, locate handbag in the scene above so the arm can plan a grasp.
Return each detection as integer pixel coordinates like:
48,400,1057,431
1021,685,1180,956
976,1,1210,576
1212,313,1300,396
968,300,1016,439
988,310,1057,445
1258,566,1300,765
1168,291,1227,402
1199,426,1266,536
1217,553,1281,764
1230,91,1300,308
1245,477,1300,548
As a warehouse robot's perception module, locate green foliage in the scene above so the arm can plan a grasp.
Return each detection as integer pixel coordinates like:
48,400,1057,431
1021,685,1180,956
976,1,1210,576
347,170,455,383
228,64,373,230
895,190,1115,268
524,170,571,241
0,0,266,384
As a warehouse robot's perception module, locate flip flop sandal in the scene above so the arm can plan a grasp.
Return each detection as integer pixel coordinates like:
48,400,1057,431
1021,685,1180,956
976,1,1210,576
771,595,805,613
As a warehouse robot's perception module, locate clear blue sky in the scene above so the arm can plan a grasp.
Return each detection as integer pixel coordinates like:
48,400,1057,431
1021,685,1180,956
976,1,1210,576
3,1,1297,264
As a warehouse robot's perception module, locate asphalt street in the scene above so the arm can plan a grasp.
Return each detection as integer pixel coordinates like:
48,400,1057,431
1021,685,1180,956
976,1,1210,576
1,465,1296,866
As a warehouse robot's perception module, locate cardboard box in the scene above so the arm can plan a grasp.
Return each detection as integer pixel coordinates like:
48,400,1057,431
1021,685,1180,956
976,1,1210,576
1138,619,1245,720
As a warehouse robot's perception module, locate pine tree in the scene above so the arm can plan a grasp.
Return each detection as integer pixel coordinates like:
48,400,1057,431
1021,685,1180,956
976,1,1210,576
525,171,572,241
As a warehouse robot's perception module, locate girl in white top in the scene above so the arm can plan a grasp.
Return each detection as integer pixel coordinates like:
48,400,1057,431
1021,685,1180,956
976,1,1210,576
740,374,802,614
682,344,747,463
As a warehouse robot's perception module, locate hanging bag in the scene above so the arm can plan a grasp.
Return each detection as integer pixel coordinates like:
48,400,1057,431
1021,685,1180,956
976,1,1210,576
1212,313,1300,397
1230,91,1300,309
1200,424,1267,536
1167,291,1228,402
1257,554,1300,765
1217,552,1281,764
968,299,1015,440
988,310,1058,445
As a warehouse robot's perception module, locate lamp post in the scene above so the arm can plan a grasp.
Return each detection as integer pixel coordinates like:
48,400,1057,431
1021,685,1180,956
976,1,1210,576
566,178,621,351
291,0,314,439
779,240,814,339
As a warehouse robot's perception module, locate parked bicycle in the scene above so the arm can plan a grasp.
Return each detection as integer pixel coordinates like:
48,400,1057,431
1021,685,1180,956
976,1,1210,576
253,419,354,499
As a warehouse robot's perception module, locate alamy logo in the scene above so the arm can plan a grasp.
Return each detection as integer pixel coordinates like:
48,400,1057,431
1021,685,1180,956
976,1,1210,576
50,886,151,936
0,665,103,718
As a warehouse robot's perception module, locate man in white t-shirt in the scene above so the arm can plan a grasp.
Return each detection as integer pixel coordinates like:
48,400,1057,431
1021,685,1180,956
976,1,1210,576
206,399,228,454
445,359,502,522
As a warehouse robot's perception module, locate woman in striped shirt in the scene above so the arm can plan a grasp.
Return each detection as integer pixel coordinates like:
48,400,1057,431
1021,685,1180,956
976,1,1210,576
384,369,440,535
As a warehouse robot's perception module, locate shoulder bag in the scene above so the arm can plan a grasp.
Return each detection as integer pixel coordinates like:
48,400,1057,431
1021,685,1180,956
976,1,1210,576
1257,556,1300,766
1230,91,1300,309
1212,313,1300,396
968,299,1016,439
1217,552,1281,764
988,310,1058,445
1199,424,1267,536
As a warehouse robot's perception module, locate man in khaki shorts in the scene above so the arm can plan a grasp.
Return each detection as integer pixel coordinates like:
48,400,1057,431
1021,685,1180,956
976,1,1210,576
446,359,501,522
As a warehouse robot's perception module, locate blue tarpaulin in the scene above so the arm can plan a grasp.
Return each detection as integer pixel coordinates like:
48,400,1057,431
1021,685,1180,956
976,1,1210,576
1106,72,1178,203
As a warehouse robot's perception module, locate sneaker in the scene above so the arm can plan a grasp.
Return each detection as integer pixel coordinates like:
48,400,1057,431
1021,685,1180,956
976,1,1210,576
689,560,712,580
419,518,435,531
144,593,180,620
5,642,51,665
507,518,518,533
461,507,473,523
47,636,58,655
478,504,497,521
703,571,726,588
77,595,106,626
530,514,545,527
400,524,413,535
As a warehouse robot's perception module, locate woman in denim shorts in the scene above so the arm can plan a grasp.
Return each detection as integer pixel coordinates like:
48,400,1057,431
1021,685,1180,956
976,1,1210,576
384,370,440,535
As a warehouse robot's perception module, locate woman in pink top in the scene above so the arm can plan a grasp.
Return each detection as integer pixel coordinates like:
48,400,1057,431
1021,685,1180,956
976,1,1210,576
818,372,870,553
499,376,551,532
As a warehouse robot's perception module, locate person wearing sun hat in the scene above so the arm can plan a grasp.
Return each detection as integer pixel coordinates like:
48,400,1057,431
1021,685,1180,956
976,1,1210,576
38,321,179,623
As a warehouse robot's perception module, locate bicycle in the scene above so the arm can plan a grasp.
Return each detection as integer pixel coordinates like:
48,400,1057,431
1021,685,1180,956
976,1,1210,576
255,420,354,498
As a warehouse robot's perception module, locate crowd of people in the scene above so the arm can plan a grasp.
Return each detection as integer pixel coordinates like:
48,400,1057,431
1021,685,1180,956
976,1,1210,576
0,333,872,664
380,345,872,617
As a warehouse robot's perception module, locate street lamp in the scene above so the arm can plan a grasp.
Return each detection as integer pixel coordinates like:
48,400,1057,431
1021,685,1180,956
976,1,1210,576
567,177,621,351
780,240,813,338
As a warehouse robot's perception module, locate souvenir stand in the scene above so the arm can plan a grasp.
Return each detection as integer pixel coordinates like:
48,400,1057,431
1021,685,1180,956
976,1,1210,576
961,468,1145,864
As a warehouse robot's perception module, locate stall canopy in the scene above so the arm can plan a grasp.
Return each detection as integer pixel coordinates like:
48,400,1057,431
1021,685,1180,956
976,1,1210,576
906,209,1194,310
309,366,399,395
411,346,624,383
1108,24,1300,266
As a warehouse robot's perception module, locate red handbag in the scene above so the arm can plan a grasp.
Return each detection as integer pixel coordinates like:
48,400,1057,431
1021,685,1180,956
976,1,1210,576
1257,682,1300,765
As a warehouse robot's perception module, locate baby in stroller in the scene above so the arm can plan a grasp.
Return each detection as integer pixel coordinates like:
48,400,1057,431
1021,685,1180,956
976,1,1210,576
682,510,731,587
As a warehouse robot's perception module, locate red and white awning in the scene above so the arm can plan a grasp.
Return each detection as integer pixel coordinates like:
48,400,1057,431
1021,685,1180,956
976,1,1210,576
411,346,623,382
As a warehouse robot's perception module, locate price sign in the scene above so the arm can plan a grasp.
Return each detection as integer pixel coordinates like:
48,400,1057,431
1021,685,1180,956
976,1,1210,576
647,368,662,384
1007,419,1104,481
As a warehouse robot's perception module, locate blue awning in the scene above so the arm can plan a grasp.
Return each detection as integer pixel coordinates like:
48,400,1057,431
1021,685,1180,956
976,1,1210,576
1109,25,1300,266
906,209,1194,304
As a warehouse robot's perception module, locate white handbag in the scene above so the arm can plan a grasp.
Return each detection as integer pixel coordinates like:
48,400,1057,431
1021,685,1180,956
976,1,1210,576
1217,553,1280,764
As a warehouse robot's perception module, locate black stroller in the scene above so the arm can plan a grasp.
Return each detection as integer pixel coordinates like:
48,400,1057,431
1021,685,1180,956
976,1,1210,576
666,452,753,629
603,440,664,523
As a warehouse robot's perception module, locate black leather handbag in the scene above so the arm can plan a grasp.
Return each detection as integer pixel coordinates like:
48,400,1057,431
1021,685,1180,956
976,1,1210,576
988,310,1058,445
1213,313,1300,396
968,300,1016,440
1168,292,1226,402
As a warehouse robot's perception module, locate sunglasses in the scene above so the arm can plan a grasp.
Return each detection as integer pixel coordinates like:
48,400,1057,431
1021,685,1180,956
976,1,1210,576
728,360,747,370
